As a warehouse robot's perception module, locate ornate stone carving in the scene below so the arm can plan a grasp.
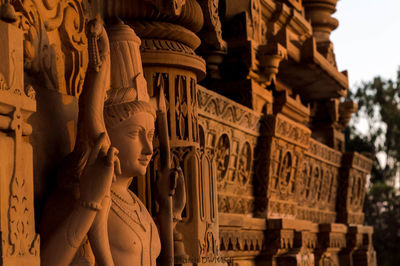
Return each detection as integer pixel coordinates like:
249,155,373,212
198,85,261,133
0,20,40,265
39,19,188,266
197,0,227,79
220,230,265,253
315,224,347,266
12,0,89,96
0,0,377,265
297,139,341,223
337,152,372,224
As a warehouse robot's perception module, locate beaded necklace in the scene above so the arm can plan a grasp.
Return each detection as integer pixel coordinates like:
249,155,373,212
110,189,146,232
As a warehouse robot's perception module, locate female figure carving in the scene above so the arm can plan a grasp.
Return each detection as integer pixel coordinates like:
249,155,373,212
40,18,185,266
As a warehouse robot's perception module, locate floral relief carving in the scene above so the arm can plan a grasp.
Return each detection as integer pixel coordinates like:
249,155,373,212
12,0,88,96
6,107,40,258
215,134,230,182
175,75,190,140
198,86,260,133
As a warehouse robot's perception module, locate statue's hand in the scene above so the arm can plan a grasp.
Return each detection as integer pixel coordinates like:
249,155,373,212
156,167,186,222
80,133,120,207
87,18,110,72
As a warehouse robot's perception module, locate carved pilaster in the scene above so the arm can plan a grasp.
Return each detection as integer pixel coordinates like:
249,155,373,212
0,20,39,266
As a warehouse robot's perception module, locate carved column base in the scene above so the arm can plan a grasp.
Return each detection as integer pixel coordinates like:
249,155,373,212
262,219,318,265
340,225,377,266
315,223,347,266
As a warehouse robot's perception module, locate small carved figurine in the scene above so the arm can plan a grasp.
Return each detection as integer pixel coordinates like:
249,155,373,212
40,18,185,266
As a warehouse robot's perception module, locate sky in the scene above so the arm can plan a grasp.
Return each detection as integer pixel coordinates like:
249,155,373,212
330,0,400,88
330,1,400,187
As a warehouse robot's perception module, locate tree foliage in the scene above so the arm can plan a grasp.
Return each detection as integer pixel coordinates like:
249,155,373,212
346,69,400,266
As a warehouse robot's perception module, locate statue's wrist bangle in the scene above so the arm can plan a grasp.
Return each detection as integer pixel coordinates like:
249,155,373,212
80,200,102,211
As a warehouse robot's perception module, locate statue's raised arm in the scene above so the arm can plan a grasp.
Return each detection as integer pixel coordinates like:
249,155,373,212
41,18,117,266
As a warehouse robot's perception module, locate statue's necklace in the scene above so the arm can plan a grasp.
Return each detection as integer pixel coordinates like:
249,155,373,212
110,189,146,232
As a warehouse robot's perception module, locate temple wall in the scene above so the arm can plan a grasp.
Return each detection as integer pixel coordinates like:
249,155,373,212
0,0,377,265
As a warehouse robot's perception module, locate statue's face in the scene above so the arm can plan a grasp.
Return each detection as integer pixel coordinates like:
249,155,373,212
108,112,155,177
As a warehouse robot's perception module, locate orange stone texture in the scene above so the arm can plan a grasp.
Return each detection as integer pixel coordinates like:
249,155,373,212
0,0,377,265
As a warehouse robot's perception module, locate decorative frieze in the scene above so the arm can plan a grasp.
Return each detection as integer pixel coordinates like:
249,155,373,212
262,113,311,149
198,85,261,134
307,138,342,167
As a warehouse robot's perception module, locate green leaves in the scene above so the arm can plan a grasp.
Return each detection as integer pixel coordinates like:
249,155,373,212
347,67,400,266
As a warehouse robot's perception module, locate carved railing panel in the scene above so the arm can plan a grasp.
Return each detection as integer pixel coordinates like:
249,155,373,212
337,152,372,224
254,113,311,219
198,85,260,216
198,85,270,260
297,138,342,223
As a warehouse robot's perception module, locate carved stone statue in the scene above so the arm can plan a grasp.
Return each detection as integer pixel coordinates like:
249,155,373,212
40,18,185,266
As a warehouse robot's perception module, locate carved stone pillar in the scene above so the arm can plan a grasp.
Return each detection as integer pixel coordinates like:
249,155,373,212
100,1,225,264
311,99,346,151
132,22,213,266
264,219,296,265
0,20,40,265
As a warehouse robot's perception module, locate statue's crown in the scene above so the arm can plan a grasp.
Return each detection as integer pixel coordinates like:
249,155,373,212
105,19,149,107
